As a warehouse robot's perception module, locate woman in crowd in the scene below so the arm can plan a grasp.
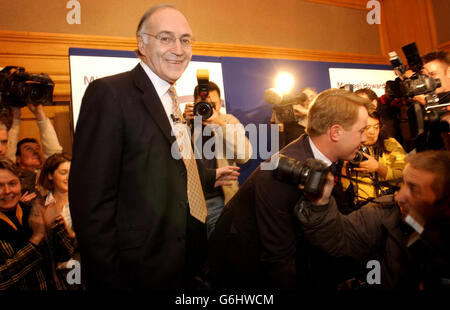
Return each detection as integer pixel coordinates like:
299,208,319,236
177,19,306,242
0,157,76,290
38,152,74,239
343,111,407,207
38,152,82,289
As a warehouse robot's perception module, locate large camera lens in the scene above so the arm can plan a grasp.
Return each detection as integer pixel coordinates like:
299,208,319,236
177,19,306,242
274,154,329,196
29,85,45,101
194,101,213,119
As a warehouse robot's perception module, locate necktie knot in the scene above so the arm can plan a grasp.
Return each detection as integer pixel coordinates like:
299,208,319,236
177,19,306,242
168,86,178,101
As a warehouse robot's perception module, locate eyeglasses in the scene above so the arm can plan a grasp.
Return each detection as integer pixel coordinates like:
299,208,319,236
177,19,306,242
141,32,194,49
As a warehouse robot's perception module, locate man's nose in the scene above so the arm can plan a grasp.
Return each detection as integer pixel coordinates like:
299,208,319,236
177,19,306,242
360,131,367,144
394,184,406,203
3,184,11,194
171,39,184,54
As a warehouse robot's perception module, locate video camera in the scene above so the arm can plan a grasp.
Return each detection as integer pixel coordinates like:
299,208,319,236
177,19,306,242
0,66,54,108
264,88,307,123
194,69,214,120
274,154,329,196
385,43,448,139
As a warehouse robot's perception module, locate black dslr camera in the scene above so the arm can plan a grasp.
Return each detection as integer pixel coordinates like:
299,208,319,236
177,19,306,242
385,43,448,139
194,69,214,120
0,66,54,108
274,154,329,196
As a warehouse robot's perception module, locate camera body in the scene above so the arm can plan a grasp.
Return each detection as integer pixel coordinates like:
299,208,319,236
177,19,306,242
194,69,214,120
348,146,370,168
274,154,329,196
0,66,54,108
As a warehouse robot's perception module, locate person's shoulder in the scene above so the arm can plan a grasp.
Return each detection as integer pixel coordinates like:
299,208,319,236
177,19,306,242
222,113,242,125
383,137,405,151
280,134,311,159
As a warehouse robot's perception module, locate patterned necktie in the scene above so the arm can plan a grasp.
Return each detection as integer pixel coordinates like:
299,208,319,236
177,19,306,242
168,86,207,223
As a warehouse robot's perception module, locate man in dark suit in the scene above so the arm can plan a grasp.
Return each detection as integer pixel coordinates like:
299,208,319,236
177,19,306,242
206,89,372,289
69,4,238,289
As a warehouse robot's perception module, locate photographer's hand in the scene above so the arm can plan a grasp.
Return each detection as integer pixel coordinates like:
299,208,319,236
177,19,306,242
202,108,224,126
27,104,46,121
353,153,387,178
299,172,334,206
183,103,195,122
11,107,21,120
215,166,240,187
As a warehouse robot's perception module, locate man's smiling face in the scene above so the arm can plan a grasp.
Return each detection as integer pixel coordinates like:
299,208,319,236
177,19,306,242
138,7,193,84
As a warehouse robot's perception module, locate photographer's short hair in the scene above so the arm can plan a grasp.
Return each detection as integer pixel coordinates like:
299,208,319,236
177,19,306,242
306,89,372,137
422,50,450,66
193,81,221,101
406,150,450,202
16,138,39,157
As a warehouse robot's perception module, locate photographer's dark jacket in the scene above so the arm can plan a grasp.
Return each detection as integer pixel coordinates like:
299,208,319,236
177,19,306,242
297,195,450,289
206,134,355,289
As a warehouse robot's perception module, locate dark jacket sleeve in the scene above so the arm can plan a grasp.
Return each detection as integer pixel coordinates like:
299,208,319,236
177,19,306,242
199,165,216,194
0,243,42,290
298,196,395,262
254,172,300,288
69,79,124,289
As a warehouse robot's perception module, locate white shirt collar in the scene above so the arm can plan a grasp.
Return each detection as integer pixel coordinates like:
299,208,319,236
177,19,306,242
139,61,180,128
308,137,333,167
139,61,173,97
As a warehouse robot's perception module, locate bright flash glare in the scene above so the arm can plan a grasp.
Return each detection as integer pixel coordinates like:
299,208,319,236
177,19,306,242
275,72,294,94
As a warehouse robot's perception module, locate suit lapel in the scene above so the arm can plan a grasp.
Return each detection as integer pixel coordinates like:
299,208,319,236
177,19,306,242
131,64,176,145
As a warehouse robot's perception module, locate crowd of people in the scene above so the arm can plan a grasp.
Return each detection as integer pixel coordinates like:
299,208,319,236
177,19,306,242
0,4,449,292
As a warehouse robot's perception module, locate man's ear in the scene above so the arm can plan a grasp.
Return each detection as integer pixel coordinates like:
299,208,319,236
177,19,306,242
329,124,342,142
137,36,146,56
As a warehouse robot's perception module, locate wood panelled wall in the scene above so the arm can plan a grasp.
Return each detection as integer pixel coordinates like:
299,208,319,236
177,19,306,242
0,0,448,155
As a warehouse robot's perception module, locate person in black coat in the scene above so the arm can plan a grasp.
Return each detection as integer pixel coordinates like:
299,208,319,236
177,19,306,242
69,4,237,290
297,150,450,290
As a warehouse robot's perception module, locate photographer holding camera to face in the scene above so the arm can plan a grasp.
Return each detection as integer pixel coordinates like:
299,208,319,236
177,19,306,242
384,44,449,152
205,89,372,289
184,79,252,238
342,109,406,209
